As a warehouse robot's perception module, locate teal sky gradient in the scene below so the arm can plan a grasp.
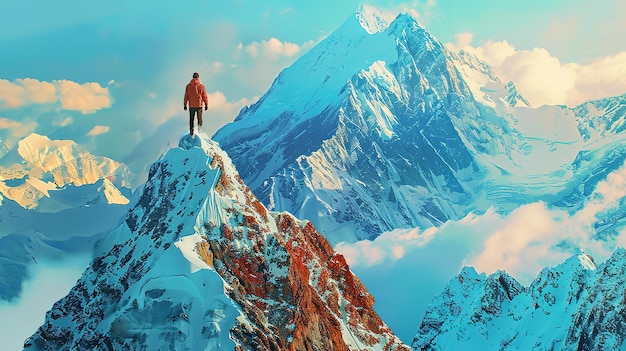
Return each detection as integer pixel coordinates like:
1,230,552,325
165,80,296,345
0,0,623,180
427,0,624,62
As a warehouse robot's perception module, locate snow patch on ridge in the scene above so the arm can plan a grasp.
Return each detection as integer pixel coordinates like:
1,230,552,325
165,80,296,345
175,234,212,273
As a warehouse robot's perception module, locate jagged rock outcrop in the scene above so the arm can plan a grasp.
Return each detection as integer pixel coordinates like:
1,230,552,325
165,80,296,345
412,249,626,350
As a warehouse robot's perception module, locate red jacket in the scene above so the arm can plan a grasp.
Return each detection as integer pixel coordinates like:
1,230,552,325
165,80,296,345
184,78,208,108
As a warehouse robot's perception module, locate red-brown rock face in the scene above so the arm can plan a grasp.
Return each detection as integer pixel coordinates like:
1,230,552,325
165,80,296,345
201,143,409,350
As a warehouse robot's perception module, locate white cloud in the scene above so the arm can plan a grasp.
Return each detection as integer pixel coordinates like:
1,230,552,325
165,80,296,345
500,48,577,106
0,78,56,108
52,116,73,127
206,91,252,111
448,34,626,107
0,78,112,113
243,38,307,59
468,202,569,281
210,61,224,72
336,226,439,267
204,91,255,134
0,118,21,129
568,52,626,106
227,38,316,99
56,80,111,113
87,125,110,136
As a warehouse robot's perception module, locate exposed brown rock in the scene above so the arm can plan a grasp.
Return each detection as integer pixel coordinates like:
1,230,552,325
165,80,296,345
197,154,409,350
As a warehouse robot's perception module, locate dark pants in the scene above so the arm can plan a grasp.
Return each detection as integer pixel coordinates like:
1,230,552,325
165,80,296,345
189,108,203,135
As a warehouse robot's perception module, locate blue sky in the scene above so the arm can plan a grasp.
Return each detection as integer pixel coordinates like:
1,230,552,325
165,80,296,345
1,0,625,175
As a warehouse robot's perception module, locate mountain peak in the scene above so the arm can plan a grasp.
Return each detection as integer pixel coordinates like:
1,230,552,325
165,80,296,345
576,249,597,270
414,248,626,350
20,132,63,146
25,132,408,350
0,133,132,209
355,4,395,34
214,5,485,242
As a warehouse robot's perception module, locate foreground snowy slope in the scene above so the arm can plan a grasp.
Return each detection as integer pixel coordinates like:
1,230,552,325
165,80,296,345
24,133,408,351
413,249,626,350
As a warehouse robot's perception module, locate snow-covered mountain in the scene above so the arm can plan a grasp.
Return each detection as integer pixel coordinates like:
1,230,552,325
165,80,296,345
213,5,626,245
448,49,531,111
24,133,409,351
0,133,134,301
0,133,132,210
213,5,503,243
412,248,626,350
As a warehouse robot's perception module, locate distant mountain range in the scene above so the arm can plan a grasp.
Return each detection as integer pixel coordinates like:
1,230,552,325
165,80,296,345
413,249,626,350
0,133,131,210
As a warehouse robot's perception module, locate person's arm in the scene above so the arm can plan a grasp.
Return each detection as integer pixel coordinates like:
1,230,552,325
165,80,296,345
202,85,209,110
183,86,189,110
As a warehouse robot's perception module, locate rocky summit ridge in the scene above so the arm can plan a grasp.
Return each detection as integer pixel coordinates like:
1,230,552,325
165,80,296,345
24,133,408,351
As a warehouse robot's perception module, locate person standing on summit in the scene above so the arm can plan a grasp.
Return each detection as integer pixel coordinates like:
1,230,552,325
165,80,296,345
184,72,208,136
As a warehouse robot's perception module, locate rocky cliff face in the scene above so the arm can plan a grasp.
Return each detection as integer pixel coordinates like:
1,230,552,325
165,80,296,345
412,249,626,350
24,133,408,351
